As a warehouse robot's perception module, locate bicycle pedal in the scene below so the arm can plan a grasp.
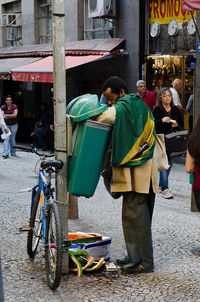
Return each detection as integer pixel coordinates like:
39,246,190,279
19,226,32,232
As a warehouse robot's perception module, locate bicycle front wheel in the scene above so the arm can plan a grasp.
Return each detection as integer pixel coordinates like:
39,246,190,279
45,202,63,290
27,189,42,258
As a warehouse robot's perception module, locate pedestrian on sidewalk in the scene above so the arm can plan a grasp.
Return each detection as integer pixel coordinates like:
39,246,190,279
136,80,157,111
96,76,158,274
153,87,183,199
185,114,200,210
0,109,9,135
30,103,51,150
170,79,187,115
1,95,18,158
186,94,194,133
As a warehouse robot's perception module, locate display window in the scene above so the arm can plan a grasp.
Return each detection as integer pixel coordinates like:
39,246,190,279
146,55,194,107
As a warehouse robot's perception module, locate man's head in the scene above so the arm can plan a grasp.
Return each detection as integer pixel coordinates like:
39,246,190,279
101,76,129,105
136,80,147,97
172,79,182,92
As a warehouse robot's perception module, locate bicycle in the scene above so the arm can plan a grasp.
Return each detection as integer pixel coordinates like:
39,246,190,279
16,145,70,290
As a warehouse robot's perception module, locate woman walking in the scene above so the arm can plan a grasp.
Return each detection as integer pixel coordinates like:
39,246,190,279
153,87,183,199
1,95,18,158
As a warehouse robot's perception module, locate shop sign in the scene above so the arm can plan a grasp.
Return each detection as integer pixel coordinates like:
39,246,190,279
149,0,197,24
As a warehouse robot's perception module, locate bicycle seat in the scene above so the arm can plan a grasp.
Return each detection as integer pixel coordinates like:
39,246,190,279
41,160,63,170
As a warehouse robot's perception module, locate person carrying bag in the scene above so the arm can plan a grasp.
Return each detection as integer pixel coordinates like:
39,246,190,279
153,87,184,199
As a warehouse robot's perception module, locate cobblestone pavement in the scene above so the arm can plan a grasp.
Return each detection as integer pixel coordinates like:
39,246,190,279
1,144,200,302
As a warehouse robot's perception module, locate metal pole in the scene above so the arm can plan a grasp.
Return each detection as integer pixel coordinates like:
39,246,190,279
194,10,200,124
0,255,4,302
52,0,68,273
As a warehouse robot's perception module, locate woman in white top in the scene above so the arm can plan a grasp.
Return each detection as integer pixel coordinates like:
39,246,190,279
0,109,8,133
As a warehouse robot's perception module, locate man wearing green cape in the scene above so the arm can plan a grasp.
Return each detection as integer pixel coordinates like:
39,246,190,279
96,76,158,274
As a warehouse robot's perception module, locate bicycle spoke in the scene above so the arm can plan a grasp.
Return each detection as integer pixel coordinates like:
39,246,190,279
45,202,63,290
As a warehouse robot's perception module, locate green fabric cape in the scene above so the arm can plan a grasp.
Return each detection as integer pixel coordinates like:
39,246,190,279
112,93,156,167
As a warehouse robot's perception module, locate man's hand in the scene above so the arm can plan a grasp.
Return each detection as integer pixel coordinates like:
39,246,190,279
4,127,9,134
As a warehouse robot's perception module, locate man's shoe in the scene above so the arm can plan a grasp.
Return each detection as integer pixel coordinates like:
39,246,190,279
11,154,17,157
121,263,154,275
161,188,173,199
115,255,130,266
2,154,9,159
121,263,141,274
139,265,154,274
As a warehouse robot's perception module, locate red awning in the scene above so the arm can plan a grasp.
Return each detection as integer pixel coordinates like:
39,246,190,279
11,55,105,83
182,0,200,11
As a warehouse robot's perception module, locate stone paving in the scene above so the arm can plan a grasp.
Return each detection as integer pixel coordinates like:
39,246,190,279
1,144,200,301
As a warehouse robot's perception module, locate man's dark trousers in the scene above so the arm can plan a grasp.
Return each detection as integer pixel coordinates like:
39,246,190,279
122,184,155,270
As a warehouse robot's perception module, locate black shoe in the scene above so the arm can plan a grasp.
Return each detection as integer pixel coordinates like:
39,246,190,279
2,154,9,159
115,255,130,266
121,263,154,275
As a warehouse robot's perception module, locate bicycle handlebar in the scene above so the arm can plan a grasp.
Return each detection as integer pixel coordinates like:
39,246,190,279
13,145,54,158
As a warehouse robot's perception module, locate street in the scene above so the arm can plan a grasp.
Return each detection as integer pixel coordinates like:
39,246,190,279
1,144,200,302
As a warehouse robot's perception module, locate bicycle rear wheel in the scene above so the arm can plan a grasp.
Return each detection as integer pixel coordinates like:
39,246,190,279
45,202,63,290
27,189,42,258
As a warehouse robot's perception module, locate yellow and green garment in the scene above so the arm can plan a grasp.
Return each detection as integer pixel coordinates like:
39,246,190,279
112,93,155,167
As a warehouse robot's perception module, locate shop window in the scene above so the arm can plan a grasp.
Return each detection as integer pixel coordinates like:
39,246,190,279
39,1,52,44
84,0,115,39
146,55,194,107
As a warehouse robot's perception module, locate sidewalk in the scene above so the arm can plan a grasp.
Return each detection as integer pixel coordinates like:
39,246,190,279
1,145,200,302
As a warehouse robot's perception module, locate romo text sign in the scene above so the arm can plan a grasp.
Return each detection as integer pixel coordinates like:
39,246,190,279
149,0,196,24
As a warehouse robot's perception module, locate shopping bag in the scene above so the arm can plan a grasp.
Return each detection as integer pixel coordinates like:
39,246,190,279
153,134,170,171
165,130,189,157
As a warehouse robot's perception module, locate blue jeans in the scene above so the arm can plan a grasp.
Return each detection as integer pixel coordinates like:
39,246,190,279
159,156,173,191
3,123,18,156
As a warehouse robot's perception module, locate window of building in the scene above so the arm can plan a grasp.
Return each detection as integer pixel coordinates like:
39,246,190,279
2,1,22,46
39,0,52,44
84,0,115,39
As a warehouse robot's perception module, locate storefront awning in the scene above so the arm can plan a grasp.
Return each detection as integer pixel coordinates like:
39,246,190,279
11,54,106,83
182,0,200,11
0,57,42,80
0,38,124,58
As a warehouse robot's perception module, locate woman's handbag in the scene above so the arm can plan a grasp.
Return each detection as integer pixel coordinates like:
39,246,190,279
165,130,189,157
153,134,170,171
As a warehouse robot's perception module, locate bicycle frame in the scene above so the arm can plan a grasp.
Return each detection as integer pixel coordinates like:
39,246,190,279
31,167,53,247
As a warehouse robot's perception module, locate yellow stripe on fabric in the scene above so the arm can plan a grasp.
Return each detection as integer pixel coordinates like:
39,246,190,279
119,112,155,166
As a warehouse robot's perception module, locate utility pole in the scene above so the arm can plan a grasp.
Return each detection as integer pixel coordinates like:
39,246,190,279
52,0,68,272
191,10,200,212
194,10,200,124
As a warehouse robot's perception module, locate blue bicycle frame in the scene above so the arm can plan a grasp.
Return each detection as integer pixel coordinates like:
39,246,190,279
31,167,51,247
